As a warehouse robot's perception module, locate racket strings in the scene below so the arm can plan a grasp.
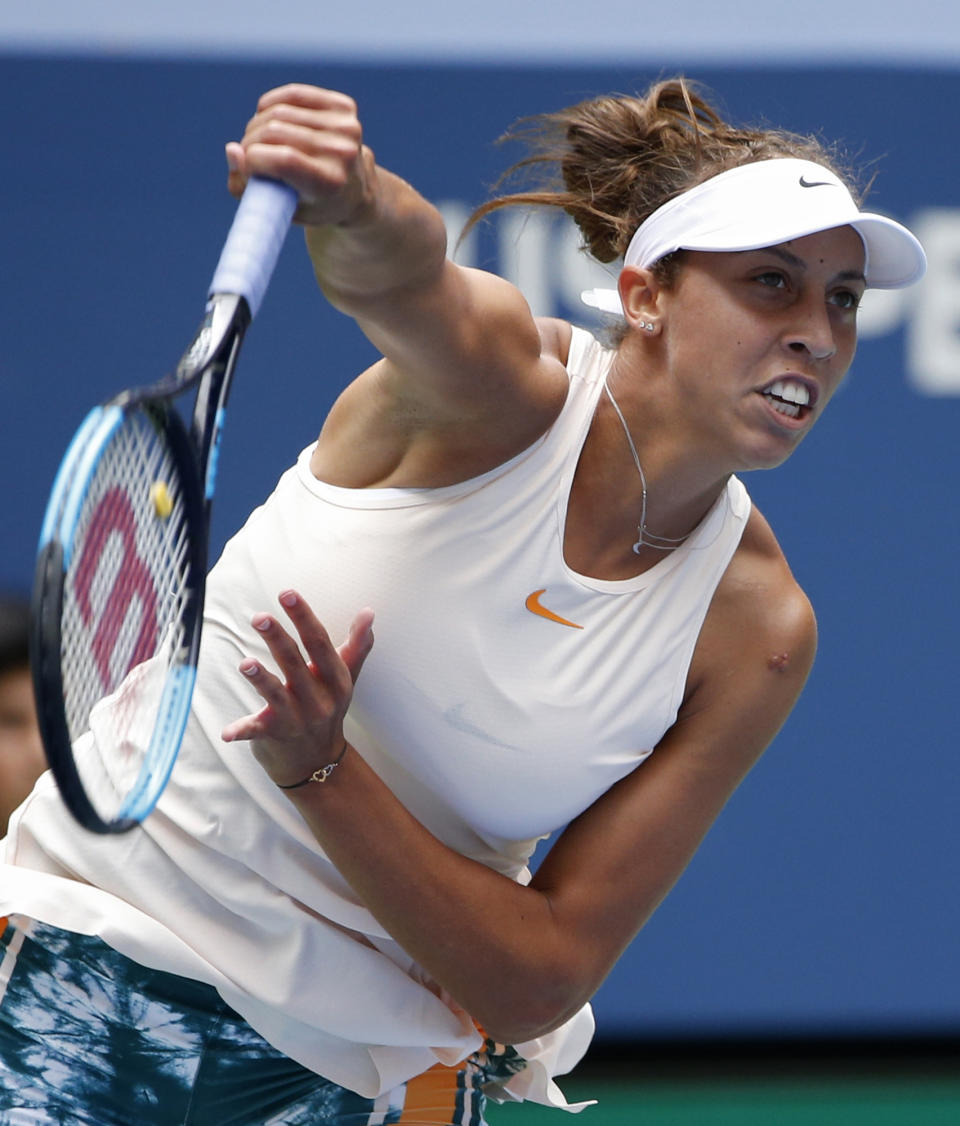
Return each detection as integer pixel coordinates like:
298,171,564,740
59,409,194,816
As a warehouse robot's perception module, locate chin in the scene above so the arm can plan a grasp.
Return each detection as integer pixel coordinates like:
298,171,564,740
741,434,806,472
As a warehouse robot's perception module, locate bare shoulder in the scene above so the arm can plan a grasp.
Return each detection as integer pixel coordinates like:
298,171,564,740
677,504,817,763
709,505,816,665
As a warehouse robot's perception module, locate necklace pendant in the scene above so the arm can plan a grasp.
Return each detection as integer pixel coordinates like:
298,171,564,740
632,530,644,555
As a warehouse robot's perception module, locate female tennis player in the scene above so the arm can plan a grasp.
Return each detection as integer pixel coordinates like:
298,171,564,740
0,79,925,1123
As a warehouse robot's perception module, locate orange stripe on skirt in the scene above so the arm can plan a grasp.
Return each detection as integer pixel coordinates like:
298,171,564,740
395,1058,465,1124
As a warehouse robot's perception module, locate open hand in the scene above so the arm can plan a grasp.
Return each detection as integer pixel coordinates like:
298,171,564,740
221,589,375,789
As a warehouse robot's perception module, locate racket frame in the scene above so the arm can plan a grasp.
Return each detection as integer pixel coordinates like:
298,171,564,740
30,177,295,833
31,384,209,833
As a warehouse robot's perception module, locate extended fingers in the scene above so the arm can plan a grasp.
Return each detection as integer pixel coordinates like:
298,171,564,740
225,592,368,730
247,606,330,702
220,611,333,744
243,591,356,696
338,608,376,683
220,659,281,743
222,595,374,771
270,592,375,683
274,591,350,686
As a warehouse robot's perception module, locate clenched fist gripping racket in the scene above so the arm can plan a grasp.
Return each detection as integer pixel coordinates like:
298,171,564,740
31,178,298,834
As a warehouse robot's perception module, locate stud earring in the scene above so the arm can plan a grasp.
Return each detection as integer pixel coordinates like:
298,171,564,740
642,321,656,333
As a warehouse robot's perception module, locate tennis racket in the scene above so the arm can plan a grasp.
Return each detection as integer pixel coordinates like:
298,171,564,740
30,177,298,834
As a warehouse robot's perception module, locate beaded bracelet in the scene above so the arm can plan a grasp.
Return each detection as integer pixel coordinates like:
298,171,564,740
275,741,349,790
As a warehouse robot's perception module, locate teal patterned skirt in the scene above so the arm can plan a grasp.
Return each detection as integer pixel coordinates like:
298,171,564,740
0,917,527,1125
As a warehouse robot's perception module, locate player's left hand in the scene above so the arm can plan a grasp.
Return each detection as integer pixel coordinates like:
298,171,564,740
221,589,374,789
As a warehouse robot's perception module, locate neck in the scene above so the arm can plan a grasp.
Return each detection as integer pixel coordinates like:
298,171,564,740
568,358,731,574
603,380,696,553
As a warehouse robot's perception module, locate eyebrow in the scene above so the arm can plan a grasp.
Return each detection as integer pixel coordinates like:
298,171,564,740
746,245,866,284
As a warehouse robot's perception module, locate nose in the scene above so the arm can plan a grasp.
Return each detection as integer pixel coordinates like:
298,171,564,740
784,298,838,362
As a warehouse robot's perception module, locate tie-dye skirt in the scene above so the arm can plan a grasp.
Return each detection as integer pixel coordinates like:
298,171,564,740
0,917,527,1125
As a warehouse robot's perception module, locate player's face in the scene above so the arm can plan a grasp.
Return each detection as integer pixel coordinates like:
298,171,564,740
659,226,865,470
0,666,45,835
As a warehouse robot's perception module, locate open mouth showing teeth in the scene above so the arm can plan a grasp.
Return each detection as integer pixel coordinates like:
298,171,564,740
761,379,813,420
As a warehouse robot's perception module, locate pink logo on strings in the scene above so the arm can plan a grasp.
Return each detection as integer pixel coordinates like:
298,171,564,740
73,487,159,691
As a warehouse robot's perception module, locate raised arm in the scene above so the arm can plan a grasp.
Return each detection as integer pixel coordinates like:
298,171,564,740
226,84,568,485
221,514,817,1045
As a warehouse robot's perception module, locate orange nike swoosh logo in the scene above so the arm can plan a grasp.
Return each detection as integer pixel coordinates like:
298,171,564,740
524,589,583,630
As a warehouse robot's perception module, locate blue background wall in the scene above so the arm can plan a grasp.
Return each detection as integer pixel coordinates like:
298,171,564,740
2,53,958,1040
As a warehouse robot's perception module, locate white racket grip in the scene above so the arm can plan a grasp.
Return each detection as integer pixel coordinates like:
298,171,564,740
209,178,298,317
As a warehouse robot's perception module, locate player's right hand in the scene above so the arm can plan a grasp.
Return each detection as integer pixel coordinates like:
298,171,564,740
226,84,376,229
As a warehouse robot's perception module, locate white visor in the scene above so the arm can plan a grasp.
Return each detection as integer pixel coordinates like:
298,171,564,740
581,157,926,316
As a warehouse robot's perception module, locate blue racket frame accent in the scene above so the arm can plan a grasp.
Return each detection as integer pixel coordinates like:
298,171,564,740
40,406,124,565
204,405,227,502
38,406,108,550
119,663,198,822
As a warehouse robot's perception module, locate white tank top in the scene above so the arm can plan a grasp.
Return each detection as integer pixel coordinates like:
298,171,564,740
1,326,750,1108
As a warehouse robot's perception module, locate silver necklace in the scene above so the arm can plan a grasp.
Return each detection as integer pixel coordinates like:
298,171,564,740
603,380,692,554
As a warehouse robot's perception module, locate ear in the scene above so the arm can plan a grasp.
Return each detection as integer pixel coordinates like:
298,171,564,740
618,265,663,335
